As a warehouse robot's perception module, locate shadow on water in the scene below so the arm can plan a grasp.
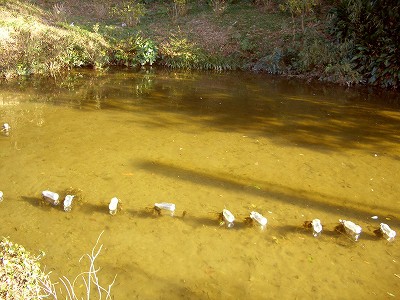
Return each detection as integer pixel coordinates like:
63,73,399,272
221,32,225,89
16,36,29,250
181,215,221,228
275,224,380,243
2,68,400,153
134,160,400,226
128,208,157,219
127,207,179,219
20,195,65,212
111,260,213,299
21,196,42,208
80,202,109,215
128,208,227,228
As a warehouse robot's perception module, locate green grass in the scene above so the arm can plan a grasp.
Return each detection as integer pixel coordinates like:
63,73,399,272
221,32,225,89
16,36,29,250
0,0,111,77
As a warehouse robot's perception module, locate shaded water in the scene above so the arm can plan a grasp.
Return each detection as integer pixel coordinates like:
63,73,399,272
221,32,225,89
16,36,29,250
1,68,400,299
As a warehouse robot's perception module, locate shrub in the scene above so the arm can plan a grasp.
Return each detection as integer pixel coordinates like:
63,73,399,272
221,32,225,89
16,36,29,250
208,0,229,15
112,34,158,67
279,0,320,34
159,35,235,70
110,1,146,27
172,0,187,21
159,35,205,69
52,2,68,22
253,48,286,74
0,237,53,299
330,0,400,88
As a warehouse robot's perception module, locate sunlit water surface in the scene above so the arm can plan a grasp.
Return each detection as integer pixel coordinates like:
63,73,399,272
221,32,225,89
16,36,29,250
1,68,400,299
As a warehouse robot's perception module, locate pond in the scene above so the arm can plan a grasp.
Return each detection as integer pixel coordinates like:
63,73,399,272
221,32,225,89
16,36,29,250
0,68,399,299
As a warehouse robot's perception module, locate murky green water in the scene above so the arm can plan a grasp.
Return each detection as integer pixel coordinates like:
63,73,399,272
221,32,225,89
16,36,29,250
1,68,400,299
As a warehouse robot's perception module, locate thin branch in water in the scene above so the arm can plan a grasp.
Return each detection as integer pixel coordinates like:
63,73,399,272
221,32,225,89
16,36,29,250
58,230,116,300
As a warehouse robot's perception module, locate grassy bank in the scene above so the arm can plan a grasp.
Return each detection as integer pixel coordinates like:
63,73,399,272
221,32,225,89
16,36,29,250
0,0,110,77
0,0,398,88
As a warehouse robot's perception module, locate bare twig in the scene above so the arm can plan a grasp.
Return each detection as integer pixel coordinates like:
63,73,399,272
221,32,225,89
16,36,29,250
59,231,117,300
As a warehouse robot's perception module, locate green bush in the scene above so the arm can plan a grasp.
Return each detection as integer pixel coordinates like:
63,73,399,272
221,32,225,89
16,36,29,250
134,35,158,66
253,27,363,85
112,34,158,67
159,35,235,70
279,0,320,33
159,35,205,69
110,1,146,27
330,0,400,88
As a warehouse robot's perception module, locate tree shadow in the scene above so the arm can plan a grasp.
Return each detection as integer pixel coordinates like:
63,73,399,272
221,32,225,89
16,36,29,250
2,68,400,154
134,160,400,227
111,260,213,299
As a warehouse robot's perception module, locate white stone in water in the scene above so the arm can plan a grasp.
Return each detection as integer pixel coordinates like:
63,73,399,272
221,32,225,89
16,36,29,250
42,190,60,205
109,197,119,215
222,209,235,228
250,211,268,227
0,191,3,202
63,195,74,212
2,123,10,131
380,223,396,242
311,219,323,237
340,219,362,241
154,202,176,212
2,123,10,136
154,202,175,216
